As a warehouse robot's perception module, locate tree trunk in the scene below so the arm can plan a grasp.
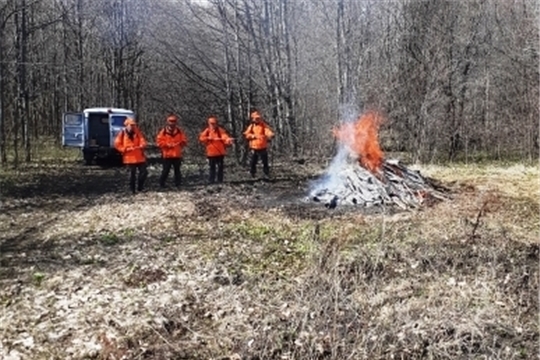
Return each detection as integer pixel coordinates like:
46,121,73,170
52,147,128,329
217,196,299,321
15,0,30,163
0,24,5,166
76,0,84,109
217,0,235,155
280,0,297,153
13,0,27,165
233,0,244,162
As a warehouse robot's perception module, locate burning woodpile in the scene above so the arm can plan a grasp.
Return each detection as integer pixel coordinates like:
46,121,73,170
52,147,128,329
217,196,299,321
309,110,449,209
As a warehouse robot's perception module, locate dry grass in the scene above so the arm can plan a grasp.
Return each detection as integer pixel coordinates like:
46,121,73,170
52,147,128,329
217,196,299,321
0,161,538,360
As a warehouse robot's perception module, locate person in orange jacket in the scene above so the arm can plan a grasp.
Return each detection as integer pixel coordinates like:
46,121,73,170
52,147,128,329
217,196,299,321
114,117,148,194
198,115,234,184
243,109,274,179
156,114,188,188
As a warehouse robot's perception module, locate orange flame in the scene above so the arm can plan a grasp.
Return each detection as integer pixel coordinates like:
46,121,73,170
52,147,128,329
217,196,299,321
333,110,385,174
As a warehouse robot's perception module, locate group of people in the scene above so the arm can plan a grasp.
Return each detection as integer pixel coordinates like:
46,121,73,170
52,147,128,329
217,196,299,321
113,110,274,194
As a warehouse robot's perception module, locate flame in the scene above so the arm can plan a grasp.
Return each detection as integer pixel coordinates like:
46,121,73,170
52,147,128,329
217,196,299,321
333,110,384,174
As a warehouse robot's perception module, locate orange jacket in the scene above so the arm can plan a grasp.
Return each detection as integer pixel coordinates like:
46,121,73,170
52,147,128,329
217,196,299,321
156,127,188,159
199,126,233,157
243,121,274,150
114,128,147,164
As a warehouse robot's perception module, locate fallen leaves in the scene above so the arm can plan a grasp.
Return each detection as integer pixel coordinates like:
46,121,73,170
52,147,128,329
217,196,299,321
0,161,537,359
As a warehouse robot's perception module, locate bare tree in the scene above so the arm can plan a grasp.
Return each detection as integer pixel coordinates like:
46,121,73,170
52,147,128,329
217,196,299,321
0,0,536,164
0,0,15,165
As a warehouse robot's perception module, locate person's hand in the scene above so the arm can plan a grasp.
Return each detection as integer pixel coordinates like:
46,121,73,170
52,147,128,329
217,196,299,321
126,146,135,152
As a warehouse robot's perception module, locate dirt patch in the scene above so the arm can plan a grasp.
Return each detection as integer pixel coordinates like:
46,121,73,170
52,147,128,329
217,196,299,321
0,161,537,360
43,193,196,239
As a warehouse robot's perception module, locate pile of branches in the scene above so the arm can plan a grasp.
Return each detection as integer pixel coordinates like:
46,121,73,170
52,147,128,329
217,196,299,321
310,158,450,209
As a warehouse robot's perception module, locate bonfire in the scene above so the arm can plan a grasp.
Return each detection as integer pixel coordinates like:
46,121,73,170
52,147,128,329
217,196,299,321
309,110,448,209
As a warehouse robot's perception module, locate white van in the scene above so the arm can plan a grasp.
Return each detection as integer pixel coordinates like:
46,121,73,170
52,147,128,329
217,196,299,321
62,107,135,165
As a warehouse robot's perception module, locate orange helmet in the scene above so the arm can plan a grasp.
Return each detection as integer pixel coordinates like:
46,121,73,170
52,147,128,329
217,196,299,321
167,115,178,124
124,118,136,126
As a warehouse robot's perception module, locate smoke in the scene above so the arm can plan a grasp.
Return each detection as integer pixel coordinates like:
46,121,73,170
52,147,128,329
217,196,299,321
338,101,360,124
307,101,360,197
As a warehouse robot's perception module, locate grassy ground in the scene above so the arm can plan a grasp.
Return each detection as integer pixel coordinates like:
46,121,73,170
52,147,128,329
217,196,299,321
0,158,538,360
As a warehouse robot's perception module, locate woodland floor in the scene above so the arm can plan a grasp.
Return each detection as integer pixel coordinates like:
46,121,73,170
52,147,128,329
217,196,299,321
0,157,538,360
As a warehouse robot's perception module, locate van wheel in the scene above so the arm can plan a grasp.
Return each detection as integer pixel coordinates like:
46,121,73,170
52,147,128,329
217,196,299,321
83,152,94,165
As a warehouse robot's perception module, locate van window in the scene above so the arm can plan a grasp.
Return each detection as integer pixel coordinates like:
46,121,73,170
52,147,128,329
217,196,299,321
65,114,82,125
111,115,129,127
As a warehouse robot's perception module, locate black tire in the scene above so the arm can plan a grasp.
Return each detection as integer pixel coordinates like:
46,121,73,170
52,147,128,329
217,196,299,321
109,152,123,167
83,151,94,166
104,155,123,167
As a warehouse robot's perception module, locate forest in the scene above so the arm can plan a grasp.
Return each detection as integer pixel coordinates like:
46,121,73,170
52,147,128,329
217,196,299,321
0,1,538,359
0,0,537,165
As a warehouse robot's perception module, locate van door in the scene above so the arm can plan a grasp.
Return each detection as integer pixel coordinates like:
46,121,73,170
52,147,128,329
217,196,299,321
109,112,133,147
62,112,85,147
